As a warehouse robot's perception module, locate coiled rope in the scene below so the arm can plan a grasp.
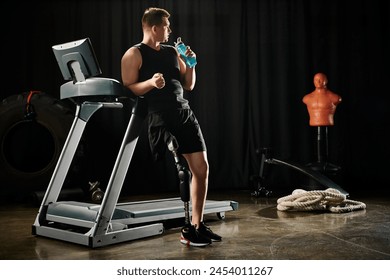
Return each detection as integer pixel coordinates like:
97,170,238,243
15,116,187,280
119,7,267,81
277,188,366,213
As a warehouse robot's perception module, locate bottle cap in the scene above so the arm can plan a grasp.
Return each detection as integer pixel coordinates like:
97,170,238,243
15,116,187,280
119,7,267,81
175,37,182,47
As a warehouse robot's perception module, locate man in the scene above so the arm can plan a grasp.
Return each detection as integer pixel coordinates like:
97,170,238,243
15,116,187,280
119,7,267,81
121,7,221,247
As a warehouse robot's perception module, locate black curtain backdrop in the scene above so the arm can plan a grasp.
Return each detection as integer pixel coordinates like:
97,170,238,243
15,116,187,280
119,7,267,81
2,0,389,195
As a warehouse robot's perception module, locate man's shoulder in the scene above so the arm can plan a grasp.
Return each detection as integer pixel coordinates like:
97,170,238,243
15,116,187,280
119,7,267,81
122,45,142,61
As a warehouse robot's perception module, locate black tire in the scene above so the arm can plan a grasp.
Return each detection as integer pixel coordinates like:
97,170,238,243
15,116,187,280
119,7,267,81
0,92,74,199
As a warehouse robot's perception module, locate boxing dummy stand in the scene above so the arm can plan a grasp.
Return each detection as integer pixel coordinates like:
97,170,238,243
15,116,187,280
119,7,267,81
306,126,341,175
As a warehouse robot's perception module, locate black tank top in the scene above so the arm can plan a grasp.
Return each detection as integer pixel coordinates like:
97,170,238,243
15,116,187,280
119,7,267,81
135,43,190,113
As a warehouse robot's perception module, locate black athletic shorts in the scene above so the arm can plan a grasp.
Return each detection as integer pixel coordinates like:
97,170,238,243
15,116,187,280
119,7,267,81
148,108,207,160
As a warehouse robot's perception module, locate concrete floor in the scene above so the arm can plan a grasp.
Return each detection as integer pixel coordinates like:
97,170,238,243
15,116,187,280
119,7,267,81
0,189,389,260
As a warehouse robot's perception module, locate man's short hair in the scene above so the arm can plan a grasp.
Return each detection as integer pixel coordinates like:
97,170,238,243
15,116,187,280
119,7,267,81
142,7,170,28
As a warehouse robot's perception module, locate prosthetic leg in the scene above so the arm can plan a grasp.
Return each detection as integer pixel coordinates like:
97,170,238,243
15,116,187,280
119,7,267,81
167,135,191,226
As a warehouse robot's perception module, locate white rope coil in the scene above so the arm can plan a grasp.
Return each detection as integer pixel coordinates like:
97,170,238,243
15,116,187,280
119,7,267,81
277,188,366,213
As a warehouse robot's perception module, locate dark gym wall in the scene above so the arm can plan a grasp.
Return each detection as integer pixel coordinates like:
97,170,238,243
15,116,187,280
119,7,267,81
1,0,389,195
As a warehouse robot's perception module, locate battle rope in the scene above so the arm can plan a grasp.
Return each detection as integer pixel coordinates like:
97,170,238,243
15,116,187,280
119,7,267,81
277,188,366,213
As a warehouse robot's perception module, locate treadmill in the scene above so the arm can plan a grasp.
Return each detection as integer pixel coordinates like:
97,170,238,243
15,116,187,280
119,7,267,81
32,38,238,248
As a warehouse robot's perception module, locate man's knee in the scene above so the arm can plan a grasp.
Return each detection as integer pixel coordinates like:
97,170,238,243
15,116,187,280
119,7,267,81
192,161,209,180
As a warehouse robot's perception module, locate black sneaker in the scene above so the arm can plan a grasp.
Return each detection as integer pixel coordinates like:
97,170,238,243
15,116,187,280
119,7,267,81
180,224,212,247
197,222,222,242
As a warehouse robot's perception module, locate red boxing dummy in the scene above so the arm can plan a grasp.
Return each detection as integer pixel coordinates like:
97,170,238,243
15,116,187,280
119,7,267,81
302,73,342,126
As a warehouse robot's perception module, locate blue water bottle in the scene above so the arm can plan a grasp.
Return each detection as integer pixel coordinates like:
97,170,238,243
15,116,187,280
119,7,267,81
175,37,197,68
